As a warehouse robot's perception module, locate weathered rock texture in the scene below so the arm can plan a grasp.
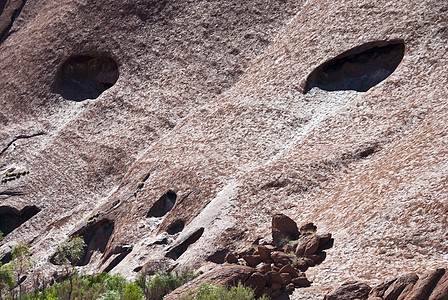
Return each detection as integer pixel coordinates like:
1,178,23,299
1,0,448,298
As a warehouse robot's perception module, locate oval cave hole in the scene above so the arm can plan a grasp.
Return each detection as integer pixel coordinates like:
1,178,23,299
304,40,405,93
56,54,119,101
165,227,204,260
0,206,40,237
1,251,12,264
69,219,114,266
166,220,185,235
147,190,177,218
133,266,143,272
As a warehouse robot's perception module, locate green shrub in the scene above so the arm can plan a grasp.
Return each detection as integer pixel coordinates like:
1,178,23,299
123,283,144,300
104,274,127,294
183,282,270,300
98,290,121,300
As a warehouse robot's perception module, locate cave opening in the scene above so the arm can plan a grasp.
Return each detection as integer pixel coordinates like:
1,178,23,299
0,205,40,237
165,227,204,260
304,40,405,93
166,220,185,235
73,219,114,266
147,190,177,218
56,54,119,101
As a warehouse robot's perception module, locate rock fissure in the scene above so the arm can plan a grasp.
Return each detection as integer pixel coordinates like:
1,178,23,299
0,132,45,156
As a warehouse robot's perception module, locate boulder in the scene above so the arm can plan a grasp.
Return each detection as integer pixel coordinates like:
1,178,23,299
257,245,272,261
245,271,267,297
294,259,308,272
304,257,316,267
291,276,311,287
272,214,299,238
266,271,285,286
242,254,262,267
271,251,293,265
280,272,292,285
285,283,295,294
317,233,333,247
257,263,272,273
272,282,283,291
225,252,239,264
324,282,371,300
299,222,317,234
295,234,320,257
279,264,299,278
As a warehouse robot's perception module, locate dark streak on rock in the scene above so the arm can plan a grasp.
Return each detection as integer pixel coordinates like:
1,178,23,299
0,132,45,156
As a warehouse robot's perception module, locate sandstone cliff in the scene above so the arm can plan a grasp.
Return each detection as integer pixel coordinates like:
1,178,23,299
1,0,447,298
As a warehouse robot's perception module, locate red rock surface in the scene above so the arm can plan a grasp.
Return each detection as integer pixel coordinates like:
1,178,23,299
1,0,448,298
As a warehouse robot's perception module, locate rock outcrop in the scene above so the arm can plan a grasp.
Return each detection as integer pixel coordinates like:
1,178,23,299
166,214,332,299
325,268,448,300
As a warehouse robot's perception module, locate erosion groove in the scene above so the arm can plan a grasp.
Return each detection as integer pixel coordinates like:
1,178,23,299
304,40,405,93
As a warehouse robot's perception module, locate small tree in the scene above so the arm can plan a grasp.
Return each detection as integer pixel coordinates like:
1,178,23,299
0,262,15,299
54,236,86,300
11,244,34,300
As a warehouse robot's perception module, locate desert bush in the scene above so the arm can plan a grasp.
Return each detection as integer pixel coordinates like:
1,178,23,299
182,282,270,300
123,283,144,300
136,270,198,300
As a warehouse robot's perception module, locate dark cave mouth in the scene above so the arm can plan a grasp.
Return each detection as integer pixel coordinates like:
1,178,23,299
56,54,119,101
304,40,405,93
0,205,40,237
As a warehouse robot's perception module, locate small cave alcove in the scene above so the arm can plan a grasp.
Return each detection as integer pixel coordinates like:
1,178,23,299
147,190,177,218
0,0,7,16
73,219,114,266
165,227,204,260
55,54,119,101
304,40,405,93
0,205,40,237
166,220,185,235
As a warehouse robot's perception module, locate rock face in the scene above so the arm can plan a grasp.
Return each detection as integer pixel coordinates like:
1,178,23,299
1,0,448,299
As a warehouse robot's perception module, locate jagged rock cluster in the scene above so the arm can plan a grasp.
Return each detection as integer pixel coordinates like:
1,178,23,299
166,214,333,299
325,268,448,300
